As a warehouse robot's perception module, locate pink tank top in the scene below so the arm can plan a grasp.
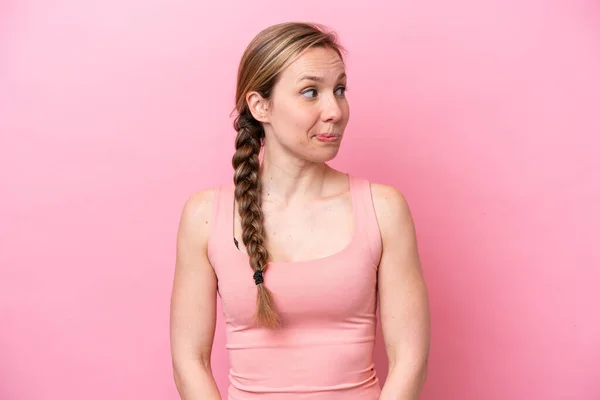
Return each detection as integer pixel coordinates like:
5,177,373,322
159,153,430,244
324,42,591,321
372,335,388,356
207,175,383,400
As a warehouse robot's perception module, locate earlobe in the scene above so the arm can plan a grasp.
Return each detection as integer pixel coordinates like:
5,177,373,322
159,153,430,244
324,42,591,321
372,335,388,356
246,91,270,123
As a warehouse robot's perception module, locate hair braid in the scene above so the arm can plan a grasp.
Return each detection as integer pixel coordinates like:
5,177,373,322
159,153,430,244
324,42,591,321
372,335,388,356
232,110,280,328
231,22,345,328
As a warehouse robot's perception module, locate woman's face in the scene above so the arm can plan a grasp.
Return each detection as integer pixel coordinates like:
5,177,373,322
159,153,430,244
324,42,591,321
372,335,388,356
249,46,350,163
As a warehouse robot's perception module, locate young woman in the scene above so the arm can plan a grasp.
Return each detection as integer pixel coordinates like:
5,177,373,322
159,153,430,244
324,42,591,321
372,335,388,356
170,22,430,400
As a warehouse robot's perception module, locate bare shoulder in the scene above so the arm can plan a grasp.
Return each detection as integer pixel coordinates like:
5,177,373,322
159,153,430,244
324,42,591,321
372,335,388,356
370,183,430,388
170,188,220,373
369,183,415,236
180,188,217,221
177,188,218,249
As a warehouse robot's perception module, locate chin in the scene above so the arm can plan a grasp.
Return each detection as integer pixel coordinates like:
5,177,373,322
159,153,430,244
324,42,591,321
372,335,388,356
308,147,341,163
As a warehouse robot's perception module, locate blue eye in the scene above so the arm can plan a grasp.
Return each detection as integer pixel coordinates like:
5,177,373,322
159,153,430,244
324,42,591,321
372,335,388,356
301,86,347,99
301,88,317,98
335,86,347,96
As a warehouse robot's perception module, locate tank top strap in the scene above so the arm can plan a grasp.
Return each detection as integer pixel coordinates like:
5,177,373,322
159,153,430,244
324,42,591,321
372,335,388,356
348,175,383,267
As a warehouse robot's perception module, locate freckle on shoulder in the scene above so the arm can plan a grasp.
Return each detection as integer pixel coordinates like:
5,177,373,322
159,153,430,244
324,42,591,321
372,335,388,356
180,188,217,225
370,183,408,206
369,182,411,221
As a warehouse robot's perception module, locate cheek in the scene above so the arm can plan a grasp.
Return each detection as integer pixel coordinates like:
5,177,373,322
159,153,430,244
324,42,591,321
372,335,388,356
294,108,320,131
273,102,319,133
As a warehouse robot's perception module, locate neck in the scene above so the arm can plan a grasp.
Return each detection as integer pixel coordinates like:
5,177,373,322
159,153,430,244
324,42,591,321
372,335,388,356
259,148,330,203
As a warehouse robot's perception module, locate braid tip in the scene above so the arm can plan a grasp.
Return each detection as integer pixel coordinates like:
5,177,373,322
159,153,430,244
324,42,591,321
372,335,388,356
255,283,281,328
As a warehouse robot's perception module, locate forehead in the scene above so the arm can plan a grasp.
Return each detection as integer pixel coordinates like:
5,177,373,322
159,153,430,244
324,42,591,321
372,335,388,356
279,47,345,83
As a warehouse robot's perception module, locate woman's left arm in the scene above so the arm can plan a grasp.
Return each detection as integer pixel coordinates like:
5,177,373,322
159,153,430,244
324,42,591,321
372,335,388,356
371,184,431,400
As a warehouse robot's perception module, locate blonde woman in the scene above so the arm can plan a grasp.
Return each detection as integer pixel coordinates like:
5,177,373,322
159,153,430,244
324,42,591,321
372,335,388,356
170,22,430,400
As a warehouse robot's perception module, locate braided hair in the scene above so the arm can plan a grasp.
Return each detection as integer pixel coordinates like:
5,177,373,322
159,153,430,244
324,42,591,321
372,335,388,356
231,22,345,328
232,110,280,328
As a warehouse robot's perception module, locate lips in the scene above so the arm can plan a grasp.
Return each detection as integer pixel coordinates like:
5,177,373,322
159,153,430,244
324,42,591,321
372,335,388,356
315,133,342,143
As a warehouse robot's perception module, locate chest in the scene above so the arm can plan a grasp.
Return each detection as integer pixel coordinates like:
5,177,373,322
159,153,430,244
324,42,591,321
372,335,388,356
234,194,354,263
217,245,378,328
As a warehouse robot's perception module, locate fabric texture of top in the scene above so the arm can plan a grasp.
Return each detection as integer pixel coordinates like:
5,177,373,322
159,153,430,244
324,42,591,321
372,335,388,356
207,175,383,400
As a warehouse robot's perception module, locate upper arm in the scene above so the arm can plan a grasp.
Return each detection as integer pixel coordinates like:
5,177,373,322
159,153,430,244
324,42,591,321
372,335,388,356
169,189,218,369
371,183,430,370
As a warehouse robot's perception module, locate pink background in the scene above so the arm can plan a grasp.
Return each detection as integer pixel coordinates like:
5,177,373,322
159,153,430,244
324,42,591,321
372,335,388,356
1,1,599,399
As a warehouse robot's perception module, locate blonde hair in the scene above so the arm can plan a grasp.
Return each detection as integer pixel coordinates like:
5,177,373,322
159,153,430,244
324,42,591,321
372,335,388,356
231,22,345,328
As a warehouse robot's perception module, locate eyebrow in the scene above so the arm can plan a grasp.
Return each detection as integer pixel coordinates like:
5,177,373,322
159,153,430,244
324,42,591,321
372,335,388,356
296,72,347,83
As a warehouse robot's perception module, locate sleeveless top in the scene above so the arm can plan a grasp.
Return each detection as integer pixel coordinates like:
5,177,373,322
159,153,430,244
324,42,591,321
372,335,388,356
207,175,383,400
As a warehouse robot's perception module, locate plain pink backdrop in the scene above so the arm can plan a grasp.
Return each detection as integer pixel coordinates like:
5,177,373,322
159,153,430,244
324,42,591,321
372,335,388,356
1,1,599,399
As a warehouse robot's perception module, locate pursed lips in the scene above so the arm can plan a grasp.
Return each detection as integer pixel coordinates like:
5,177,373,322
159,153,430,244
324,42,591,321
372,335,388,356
313,133,341,138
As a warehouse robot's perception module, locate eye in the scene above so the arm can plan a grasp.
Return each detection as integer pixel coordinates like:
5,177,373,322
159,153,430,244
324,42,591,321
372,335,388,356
335,86,348,96
301,88,318,98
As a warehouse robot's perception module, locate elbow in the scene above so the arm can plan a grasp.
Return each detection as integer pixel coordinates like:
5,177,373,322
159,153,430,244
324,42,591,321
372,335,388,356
172,359,188,392
411,357,428,382
388,356,429,386
412,357,429,391
171,355,212,389
419,358,429,385
172,364,185,394
380,357,429,400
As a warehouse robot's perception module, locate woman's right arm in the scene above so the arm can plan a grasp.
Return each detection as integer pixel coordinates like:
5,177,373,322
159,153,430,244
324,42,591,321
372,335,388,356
169,189,222,400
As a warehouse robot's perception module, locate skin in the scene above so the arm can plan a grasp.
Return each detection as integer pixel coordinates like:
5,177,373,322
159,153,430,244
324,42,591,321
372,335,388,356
170,46,431,400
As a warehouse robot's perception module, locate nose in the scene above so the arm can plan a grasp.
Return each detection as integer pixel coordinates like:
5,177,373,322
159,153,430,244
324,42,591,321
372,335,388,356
321,94,343,123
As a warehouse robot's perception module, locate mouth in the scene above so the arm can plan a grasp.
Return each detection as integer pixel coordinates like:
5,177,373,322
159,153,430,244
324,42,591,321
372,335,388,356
314,134,341,143
313,133,342,142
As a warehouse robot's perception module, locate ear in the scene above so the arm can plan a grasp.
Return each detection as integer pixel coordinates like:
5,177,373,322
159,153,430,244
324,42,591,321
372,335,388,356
246,91,270,123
